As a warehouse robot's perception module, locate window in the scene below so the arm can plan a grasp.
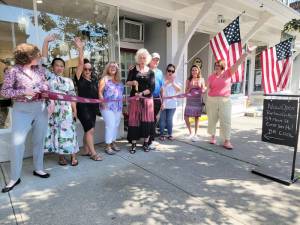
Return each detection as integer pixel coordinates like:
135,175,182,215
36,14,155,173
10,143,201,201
254,46,267,92
121,50,136,97
0,0,119,128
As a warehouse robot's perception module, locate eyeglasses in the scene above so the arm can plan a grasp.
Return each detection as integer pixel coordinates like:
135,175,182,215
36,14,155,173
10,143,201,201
84,68,92,71
167,69,175,73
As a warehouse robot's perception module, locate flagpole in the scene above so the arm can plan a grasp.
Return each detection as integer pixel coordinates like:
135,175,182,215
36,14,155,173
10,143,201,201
185,11,246,65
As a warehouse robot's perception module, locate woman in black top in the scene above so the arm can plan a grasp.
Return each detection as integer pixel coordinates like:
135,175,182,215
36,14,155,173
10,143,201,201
126,48,155,153
74,38,102,161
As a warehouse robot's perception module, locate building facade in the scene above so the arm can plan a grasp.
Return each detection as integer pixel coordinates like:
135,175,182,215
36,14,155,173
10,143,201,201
1,0,300,161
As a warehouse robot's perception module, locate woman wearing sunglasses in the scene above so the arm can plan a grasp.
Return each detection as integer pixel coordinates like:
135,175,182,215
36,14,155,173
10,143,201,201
184,65,206,142
159,64,181,141
74,39,102,161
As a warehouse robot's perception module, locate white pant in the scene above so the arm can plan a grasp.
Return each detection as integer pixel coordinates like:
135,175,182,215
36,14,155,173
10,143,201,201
206,96,232,140
101,110,122,144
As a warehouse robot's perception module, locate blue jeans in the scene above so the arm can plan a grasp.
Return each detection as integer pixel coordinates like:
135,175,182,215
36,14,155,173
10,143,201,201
159,108,176,136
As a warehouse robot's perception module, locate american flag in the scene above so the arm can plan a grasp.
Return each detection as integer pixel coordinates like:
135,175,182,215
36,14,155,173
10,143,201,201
261,38,293,94
210,17,243,83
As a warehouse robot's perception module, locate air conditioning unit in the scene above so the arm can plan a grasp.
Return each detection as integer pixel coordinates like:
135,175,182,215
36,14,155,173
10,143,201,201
120,19,144,43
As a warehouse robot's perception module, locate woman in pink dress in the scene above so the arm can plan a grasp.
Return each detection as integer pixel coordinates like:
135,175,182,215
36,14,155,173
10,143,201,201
184,65,206,142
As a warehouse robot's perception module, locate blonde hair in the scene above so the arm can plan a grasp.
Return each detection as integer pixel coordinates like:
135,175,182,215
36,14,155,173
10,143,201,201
215,59,226,71
14,43,41,65
135,48,152,65
102,61,121,82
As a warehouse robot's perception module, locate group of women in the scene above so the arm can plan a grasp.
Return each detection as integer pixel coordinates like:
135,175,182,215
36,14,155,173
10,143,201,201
0,33,251,192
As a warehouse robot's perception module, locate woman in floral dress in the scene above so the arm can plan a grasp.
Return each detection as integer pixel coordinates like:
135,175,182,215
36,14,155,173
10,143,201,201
42,34,79,166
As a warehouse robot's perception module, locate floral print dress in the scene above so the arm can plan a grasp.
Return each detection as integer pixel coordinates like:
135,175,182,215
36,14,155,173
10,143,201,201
44,71,79,154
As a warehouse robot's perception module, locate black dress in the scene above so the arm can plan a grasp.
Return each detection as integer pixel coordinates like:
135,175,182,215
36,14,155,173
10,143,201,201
126,66,155,141
74,75,99,132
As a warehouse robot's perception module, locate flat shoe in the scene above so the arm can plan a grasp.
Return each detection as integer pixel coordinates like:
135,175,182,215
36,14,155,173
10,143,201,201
223,144,233,150
33,171,50,178
1,178,21,193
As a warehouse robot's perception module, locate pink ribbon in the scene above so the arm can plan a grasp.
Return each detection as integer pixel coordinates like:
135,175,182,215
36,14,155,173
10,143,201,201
39,90,202,104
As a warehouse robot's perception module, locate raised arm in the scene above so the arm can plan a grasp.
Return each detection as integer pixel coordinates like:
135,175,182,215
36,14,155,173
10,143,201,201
74,37,85,80
229,45,255,76
229,52,248,76
42,34,57,60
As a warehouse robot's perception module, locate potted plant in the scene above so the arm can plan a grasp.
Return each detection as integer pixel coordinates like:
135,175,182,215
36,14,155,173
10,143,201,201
283,19,300,36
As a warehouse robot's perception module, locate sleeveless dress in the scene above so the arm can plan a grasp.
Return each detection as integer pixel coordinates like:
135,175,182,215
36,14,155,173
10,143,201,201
74,75,99,132
44,71,79,154
184,79,203,117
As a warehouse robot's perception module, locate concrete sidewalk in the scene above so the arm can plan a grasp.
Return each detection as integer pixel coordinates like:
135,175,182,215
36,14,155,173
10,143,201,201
1,116,300,225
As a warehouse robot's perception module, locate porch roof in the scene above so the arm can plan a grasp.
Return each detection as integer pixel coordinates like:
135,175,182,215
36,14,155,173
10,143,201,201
100,0,300,47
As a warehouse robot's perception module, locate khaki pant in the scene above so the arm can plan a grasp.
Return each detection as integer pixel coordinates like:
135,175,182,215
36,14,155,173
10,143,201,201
207,96,232,140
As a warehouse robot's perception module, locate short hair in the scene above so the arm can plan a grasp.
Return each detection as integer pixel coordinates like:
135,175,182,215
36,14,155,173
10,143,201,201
13,43,41,65
166,64,176,71
83,58,90,64
102,61,121,82
215,59,226,71
188,65,201,81
51,58,65,67
135,48,152,65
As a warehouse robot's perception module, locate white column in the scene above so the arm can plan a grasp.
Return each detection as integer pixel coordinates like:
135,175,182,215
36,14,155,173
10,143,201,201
173,0,216,68
166,18,178,64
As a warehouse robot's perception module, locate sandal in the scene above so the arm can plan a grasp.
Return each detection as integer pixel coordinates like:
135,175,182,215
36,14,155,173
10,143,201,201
159,136,165,141
143,142,150,152
81,152,92,157
111,142,121,151
129,143,136,154
167,136,174,141
58,156,67,166
90,154,103,161
210,136,216,145
223,142,233,150
71,156,79,166
105,145,116,155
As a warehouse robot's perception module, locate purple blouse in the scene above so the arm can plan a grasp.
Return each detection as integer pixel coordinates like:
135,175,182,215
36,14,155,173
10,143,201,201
102,77,124,112
0,65,48,102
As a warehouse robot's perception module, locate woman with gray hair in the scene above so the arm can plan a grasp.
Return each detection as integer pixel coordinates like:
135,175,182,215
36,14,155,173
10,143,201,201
126,48,155,153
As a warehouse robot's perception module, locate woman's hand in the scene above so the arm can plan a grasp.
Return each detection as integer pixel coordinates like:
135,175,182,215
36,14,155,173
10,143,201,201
44,34,58,43
74,37,85,50
72,109,77,119
132,80,138,86
24,88,38,97
48,100,55,117
135,92,143,97
247,44,257,54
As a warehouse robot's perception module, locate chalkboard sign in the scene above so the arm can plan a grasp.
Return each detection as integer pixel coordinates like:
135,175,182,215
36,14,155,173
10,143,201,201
262,99,299,147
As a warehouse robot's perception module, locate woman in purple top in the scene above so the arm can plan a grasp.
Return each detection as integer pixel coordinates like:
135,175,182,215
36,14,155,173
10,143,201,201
1,43,50,193
98,62,124,155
